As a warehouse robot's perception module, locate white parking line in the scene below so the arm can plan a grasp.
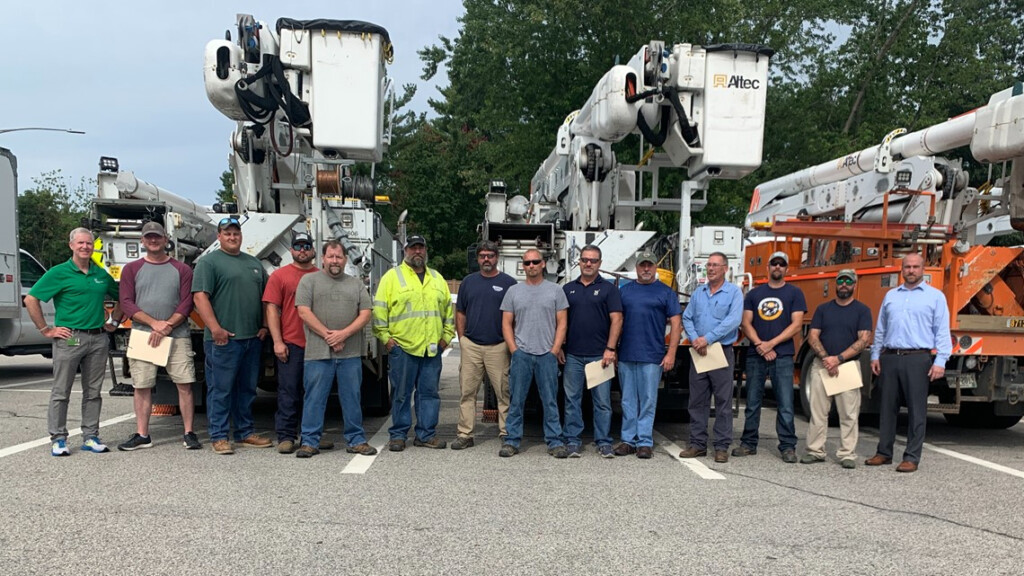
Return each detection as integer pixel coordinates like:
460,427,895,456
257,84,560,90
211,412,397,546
652,431,726,480
0,378,54,390
0,412,136,459
341,418,392,474
891,434,1024,479
442,347,453,358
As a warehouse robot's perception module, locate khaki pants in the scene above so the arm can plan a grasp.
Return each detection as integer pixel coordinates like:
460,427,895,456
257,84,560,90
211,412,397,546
457,337,510,438
805,357,861,460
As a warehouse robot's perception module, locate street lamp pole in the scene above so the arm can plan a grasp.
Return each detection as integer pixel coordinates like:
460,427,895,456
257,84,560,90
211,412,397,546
0,127,85,135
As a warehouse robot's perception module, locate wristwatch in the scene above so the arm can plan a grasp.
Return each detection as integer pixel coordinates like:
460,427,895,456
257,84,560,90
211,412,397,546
606,346,617,352
837,353,845,363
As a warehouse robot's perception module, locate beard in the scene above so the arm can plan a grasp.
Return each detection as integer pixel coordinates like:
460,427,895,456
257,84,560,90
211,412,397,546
836,287,853,299
769,269,784,281
293,252,314,264
327,264,344,277
480,261,494,273
407,254,426,268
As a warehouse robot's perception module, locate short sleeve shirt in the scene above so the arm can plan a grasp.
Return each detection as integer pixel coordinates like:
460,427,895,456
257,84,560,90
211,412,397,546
295,270,372,360
500,280,569,355
810,299,873,357
618,280,682,364
119,258,194,339
263,264,319,347
563,275,622,357
743,283,807,357
192,249,268,341
457,271,517,345
28,259,119,329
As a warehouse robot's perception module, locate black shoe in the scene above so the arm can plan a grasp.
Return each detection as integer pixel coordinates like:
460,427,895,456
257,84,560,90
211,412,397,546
182,432,202,450
498,444,519,457
117,433,152,452
636,446,653,459
548,445,569,459
731,445,757,457
781,449,798,464
388,439,406,452
450,436,475,450
613,442,637,456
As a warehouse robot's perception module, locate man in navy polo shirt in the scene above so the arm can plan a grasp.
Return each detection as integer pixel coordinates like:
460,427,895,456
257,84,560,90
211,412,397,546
561,245,622,458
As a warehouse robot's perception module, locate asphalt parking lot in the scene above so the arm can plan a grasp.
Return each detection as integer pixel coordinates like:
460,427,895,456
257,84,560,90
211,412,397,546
2,350,1023,576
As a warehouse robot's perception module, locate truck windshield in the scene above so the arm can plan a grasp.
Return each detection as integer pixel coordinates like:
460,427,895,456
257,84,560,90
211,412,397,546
19,252,46,288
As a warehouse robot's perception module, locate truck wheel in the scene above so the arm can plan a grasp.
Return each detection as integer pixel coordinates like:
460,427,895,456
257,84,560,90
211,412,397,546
944,403,1022,429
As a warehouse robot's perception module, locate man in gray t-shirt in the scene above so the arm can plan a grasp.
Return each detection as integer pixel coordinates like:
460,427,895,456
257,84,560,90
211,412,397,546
294,241,374,457
498,249,569,458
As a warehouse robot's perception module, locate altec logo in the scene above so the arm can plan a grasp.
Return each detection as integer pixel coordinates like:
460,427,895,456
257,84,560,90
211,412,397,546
713,74,761,89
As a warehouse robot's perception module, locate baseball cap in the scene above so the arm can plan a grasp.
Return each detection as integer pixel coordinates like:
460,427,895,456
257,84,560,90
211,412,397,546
636,250,658,266
837,269,857,282
140,221,166,237
292,232,313,246
768,251,789,265
217,216,241,231
405,235,427,248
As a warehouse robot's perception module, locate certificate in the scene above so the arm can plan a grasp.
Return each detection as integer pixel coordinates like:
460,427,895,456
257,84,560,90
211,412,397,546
585,360,615,389
126,328,172,367
689,342,728,374
820,360,863,396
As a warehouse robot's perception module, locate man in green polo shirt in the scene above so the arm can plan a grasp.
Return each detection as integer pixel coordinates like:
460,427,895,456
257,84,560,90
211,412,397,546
26,227,122,456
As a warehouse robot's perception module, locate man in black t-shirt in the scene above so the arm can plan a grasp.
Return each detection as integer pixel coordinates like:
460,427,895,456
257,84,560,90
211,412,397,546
736,251,807,463
801,269,873,469
451,241,517,450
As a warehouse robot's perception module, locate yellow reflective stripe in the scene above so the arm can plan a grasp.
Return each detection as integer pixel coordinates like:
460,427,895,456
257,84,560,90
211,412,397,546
390,310,442,322
396,268,407,288
373,300,388,308
372,318,389,327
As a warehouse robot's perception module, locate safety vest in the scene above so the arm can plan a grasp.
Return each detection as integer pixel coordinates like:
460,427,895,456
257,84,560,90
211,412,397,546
372,261,455,356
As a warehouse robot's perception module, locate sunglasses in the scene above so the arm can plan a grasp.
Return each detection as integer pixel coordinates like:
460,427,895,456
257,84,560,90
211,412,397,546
478,253,497,260
769,260,787,267
522,259,544,266
292,243,313,251
579,257,600,264
836,278,856,286
218,217,240,227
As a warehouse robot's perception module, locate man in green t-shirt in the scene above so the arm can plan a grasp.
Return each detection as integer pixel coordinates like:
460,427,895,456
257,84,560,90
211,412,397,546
192,217,271,454
25,227,122,456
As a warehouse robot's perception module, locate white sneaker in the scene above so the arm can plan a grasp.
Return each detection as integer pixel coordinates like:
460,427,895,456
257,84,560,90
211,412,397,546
51,439,70,457
82,437,110,453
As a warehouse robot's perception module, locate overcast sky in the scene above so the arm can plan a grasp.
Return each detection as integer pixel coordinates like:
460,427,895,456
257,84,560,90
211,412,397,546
1,1,464,205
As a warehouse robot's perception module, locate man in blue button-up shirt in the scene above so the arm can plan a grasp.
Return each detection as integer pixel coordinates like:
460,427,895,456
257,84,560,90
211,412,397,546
867,253,952,473
678,252,743,463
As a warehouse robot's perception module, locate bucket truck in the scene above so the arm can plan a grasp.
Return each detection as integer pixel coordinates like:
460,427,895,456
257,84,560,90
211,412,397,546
481,41,773,410
745,83,1024,428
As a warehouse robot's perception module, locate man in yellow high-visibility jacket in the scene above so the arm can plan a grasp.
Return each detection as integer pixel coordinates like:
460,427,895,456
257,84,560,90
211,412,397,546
373,235,455,452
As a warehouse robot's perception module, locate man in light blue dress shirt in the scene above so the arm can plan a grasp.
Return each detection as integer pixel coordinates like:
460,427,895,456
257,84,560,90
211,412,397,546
678,252,744,463
867,253,951,473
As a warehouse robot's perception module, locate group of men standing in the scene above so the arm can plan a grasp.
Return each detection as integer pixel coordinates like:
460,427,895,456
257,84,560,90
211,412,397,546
28,222,951,472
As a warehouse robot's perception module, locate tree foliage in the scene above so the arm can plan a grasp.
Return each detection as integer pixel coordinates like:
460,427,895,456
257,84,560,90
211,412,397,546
216,169,235,205
18,171,92,267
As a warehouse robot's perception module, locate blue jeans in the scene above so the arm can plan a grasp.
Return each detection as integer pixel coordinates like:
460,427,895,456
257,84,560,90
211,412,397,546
618,361,662,448
204,338,261,442
741,354,797,453
563,354,613,447
275,343,305,441
302,357,365,448
505,350,564,449
387,347,442,441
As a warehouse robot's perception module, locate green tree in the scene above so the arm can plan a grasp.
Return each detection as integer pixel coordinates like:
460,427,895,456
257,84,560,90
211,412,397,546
18,171,92,267
216,169,235,205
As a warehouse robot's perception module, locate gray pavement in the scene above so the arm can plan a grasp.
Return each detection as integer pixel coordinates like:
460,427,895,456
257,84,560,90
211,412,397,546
2,351,1023,575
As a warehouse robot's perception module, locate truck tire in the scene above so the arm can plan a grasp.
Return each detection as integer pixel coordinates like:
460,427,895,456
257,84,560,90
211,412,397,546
943,403,1022,429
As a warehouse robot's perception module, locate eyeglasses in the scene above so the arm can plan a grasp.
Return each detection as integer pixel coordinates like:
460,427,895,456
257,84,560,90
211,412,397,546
705,263,725,268
478,253,497,260
769,260,787,267
836,278,856,286
218,217,240,227
579,257,600,264
292,243,313,251
522,259,544,266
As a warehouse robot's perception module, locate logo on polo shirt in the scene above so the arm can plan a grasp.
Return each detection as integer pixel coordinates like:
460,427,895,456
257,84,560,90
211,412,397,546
492,285,504,292
758,297,783,321
593,289,600,296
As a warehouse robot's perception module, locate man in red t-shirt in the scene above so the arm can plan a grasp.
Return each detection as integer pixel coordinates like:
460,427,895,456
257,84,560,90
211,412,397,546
263,232,323,453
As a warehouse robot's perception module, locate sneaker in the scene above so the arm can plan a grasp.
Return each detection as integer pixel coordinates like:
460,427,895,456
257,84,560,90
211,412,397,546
498,443,519,457
51,439,70,457
239,434,272,448
320,439,335,451
450,436,475,450
841,458,857,469
597,444,614,458
567,444,582,458
82,437,110,453
212,439,234,455
346,443,378,456
277,439,297,454
781,449,798,464
295,445,319,458
636,446,653,459
800,453,826,465
413,436,447,449
388,439,406,452
183,432,202,450
731,445,757,457
548,445,569,459
117,433,153,452
613,442,636,456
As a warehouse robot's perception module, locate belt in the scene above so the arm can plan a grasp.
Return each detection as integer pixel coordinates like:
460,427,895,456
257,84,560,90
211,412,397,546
71,328,104,335
882,348,931,356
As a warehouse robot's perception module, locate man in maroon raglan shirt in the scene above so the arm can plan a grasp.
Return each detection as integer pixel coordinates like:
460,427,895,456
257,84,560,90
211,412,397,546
116,222,201,451
262,232,325,454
